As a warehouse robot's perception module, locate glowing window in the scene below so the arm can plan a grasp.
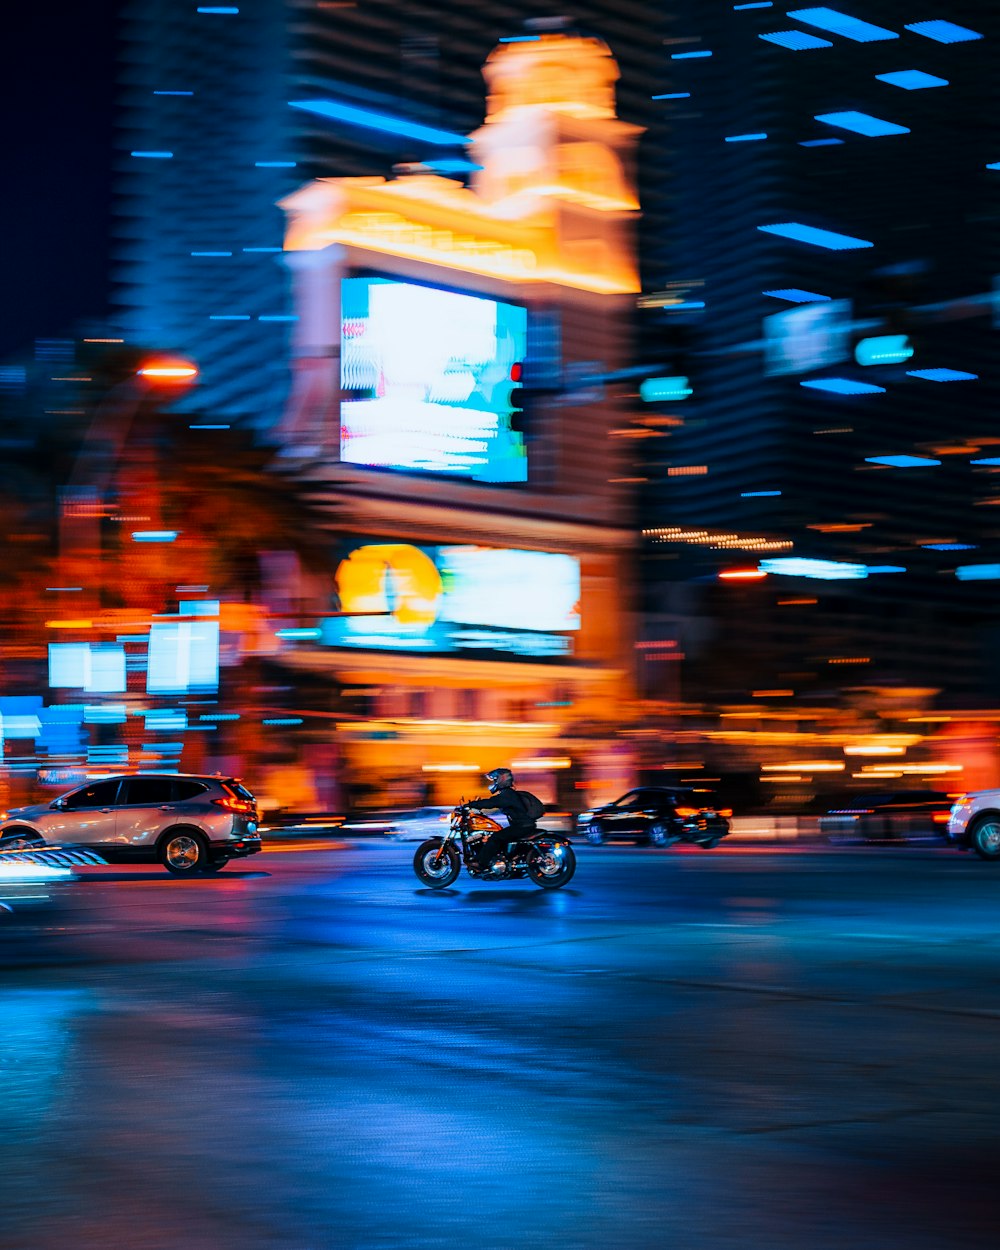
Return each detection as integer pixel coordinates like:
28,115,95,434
801,378,884,394
904,20,982,43
759,30,832,49
758,222,873,249
906,368,977,382
816,111,909,137
865,455,941,467
763,289,831,302
875,70,948,89
788,8,897,41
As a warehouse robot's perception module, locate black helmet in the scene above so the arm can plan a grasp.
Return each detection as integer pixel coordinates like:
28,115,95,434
484,767,514,794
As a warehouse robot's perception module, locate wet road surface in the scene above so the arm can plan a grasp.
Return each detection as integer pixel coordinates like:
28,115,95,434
2,841,999,1249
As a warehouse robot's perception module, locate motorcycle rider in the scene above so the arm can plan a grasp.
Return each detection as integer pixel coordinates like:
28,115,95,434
468,767,540,874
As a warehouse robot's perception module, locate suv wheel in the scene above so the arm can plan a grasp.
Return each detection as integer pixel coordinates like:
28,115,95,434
586,822,605,845
160,830,208,876
970,816,1000,861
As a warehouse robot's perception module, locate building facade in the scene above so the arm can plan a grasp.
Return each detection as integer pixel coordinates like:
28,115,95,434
273,31,643,807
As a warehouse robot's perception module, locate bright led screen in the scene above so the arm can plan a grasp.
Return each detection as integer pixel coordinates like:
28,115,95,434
340,277,528,482
322,542,580,659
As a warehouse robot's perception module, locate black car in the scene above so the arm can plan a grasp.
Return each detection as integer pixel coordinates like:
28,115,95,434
817,789,953,844
578,787,731,848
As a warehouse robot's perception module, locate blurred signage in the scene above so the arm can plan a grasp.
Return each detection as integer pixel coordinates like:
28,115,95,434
321,542,581,661
340,276,528,482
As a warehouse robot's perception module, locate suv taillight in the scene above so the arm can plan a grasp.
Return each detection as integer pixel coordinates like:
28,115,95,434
674,806,699,818
213,796,255,814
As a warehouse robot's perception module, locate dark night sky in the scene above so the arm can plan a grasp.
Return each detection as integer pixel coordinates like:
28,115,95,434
1,2,119,357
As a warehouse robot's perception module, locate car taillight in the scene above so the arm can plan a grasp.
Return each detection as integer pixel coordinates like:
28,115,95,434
675,807,699,818
717,808,733,818
213,797,255,814
932,811,951,823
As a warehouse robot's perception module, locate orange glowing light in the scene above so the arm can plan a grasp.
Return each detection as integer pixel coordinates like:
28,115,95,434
719,569,768,580
137,358,199,382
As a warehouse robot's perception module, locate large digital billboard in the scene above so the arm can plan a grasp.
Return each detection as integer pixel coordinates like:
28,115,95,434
322,542,580,660
340,276,528,482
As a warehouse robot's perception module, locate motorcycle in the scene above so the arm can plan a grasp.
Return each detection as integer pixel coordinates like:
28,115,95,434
412,804,576,890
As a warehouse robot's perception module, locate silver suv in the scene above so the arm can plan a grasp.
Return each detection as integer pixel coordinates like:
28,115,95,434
0,774,261,876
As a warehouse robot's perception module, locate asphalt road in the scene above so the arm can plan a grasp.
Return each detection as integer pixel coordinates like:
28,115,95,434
2,841,999,1250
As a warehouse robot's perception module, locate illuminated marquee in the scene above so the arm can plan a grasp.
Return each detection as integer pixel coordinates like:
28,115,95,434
323,542,581,660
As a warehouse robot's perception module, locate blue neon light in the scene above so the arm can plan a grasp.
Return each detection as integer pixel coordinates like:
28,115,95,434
153,91,193,96
191,251,232,257
289,99,468,147
189,424,231,429
259,314,298,322
262,718,303,726
725,132,768,142
855,334,913,365
209,315,251,321
799,138,844,146
788,8,897,41
735,2,773,8
255,161,297,168
666,301,706,309
423,159,483,173
132,531,179,542
759,30,832,49
243,246,282,253
971,458,1000,466
275,628,323,641
653,92,692,99
741,490,782,497
759,557,867,580
987,163,1000,171
816,111,909,137
759,222,873,249
763,288,831,302
956,565,1000,581
865,455,941,467
923,543,976,551
498,35,541,42
197,6,239,12
867,566,906,573
904,20,982,44
640,377,693,402
875,70,948,90
131,151,173,158
671,51,713,59
906,368,977,382
802,378,885,394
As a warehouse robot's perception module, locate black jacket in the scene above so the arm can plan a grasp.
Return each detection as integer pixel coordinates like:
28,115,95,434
469,789,535,829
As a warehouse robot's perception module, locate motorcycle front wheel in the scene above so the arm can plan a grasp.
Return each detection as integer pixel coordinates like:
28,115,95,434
527,842,576,890
413,839,461,888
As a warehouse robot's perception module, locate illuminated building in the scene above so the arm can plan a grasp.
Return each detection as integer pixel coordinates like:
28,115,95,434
275,30,643,804
114,0,666,426
635,0,1000,728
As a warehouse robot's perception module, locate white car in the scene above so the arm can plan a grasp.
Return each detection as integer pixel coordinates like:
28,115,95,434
387,805,572,841
947,791,1000,859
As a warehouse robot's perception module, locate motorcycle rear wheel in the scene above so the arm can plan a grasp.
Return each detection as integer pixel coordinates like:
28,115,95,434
527,842,576,889
413,839,460,888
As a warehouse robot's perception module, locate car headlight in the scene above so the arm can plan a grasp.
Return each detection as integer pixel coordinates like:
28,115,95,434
577,811,594,823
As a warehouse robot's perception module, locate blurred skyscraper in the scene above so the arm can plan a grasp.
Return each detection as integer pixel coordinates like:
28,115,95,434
115,0,667,425
634,1,1000,716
